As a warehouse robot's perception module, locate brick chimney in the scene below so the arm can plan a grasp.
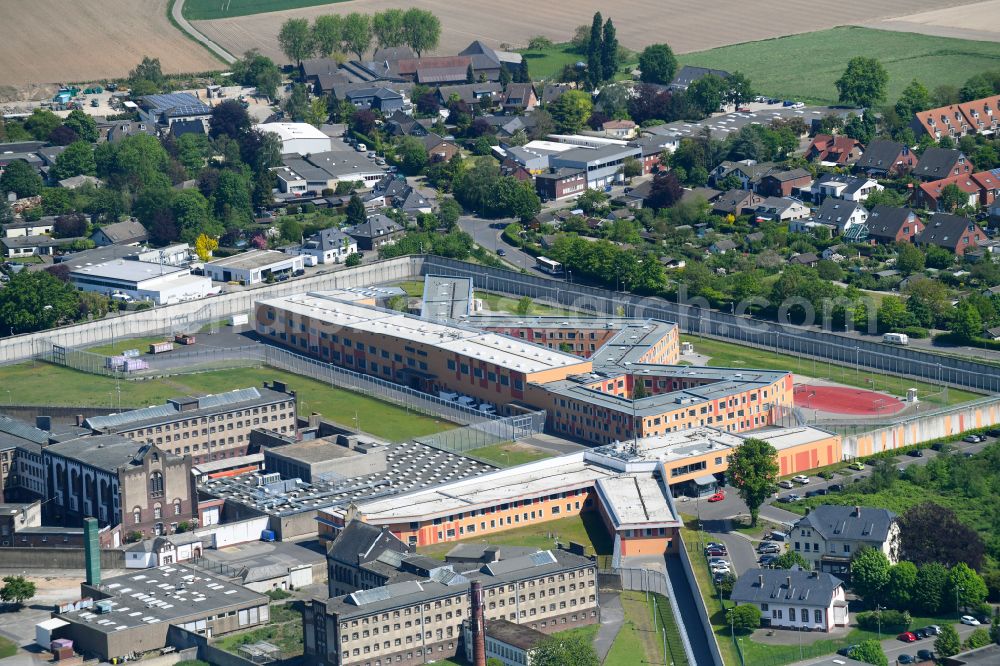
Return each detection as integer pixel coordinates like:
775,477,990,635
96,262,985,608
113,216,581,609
470,580,486,666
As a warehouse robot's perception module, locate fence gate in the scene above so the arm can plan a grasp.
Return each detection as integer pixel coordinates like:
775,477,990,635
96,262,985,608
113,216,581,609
51,344,66,365
510,414,536,440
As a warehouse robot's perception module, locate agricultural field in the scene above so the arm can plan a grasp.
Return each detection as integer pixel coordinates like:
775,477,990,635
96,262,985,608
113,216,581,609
191,0,966,66
682,26,1000,105
181,0,344,21
0,0,219,88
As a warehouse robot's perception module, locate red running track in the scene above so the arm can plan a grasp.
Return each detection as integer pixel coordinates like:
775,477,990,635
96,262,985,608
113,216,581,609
794,384,905,416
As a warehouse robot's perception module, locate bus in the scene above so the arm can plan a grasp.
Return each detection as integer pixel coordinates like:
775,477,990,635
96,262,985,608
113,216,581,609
536,256,563,275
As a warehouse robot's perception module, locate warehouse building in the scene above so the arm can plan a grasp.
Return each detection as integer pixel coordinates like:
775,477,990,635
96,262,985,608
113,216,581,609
68,260,217,305
257,121,333,156
204,250,304,286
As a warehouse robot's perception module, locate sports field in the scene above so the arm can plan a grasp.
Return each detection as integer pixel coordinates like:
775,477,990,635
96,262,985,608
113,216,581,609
681,26,1000,105
181,0,344,21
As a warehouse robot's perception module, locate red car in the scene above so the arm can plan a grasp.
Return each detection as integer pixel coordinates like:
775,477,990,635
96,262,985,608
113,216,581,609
898,632,918,643
707,491,726,502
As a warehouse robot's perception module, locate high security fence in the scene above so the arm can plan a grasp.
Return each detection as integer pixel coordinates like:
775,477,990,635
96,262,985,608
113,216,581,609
420,256,1000,395
415,410,547,457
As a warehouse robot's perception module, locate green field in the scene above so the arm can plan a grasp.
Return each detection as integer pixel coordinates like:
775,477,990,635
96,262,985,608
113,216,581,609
684,334,982,406
465,442,554,467
181,0,345,21
417,512,612,561
86,337,173,356
681,26,1000,105
520,43,582,82
0,362,451,442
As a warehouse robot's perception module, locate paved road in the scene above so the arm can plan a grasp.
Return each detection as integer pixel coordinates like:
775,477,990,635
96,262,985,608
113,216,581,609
594,592,624,661
171,0,237,64
788,620,979,666
458,216,538,273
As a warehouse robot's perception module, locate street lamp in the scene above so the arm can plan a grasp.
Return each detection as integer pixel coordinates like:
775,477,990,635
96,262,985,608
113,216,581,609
875,604,882,641
855,346,861,380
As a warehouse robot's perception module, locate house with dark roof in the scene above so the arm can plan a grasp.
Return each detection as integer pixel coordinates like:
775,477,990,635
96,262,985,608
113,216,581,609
297,228,358,265
668,65,730,92
344,87,404,114
912,147,973,181
853,140,915,177
437,82,503,109
809,199,868,234
865,206,924,244
792,505,899,575
326,520,412,597
730,566,848,632
346,214,404,251
806,173,882,203
757,168,813,197
396,56,476,84
709,160,779,191
806,134,863,166
916,213,987,256
90,219,147,246
540,83,574,105
384,111,432,137
711,189,764,216
420,134,460,163
788,252,820,267
502,83,537,112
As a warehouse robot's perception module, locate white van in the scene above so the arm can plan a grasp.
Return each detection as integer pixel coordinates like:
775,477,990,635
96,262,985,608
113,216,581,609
883,333,909,345
438,390,459,402
356,143,367,152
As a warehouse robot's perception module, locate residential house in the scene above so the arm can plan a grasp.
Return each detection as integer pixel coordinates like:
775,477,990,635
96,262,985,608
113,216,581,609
102,120,157,143
385,111,431,137
346,214,404,251
169,118,207,138
709,160,778,190
396,56,477,85
730,567,849,632
757,168,813,197
910,94,1000,140
602,120,637,139
502,83,537,113
753,197,810,222
668,65,730,92
915,174,983,211
791,505,899,575
90,219,147,247
680,186,722,205
300,58,340,84
972,168,1000,216
437,82,503,110
821,244,846,261
58,175,102,189
916,213,987,256
457,40,508,81
420,134,460,163
397,188,434,216
711,189,764,216
709,239,738,254
344,87,405,114
536,168,587,201
912,148,973,181
539,83,574,106
810,199,868,235
853,140,916,177
807,173,882,203
806,134,863,166
865,206,924,244
296,228,358,265
788,252,820,267
0,235,78,258
3,219,55,238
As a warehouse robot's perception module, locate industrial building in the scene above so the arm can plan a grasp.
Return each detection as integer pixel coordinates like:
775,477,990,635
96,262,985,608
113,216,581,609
82,384,297,466
257,121,334,155
204,250,304,286
421,275,474,321
55,564,269,662
68,260,217,305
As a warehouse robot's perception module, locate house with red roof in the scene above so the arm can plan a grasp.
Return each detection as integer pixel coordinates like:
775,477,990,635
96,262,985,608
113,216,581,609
915,174,984,211
910,94,1000,140
806,134,863,166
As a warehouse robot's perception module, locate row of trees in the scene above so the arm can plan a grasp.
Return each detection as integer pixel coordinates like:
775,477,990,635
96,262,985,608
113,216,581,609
279,9,441,64
584,12,619,88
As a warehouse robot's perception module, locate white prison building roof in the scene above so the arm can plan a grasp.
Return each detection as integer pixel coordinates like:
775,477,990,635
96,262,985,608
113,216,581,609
596,475,678,530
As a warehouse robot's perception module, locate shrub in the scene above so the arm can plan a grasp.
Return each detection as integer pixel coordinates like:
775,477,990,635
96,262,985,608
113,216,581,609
726,604,762,632
900,326,929,339
856,609,911,632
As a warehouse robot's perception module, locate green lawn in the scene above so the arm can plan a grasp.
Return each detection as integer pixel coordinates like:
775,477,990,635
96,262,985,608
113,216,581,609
681,26,1000,105
0,636,15,658
606,590,689,666
182,0,346,21
393,280,580,316
0,362,452,442
417,512,612,561
86,336,172,356
683,334,982,407
465,442,555,467
519,42,582,82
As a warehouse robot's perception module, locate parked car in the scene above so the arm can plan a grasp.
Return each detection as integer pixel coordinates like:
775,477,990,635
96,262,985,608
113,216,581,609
710,563,731,574
897,632,918,642
757,542,781,554
898,654,914,664
907,448,924,457
708,558,729,568
792,475,810,484
496,248,506,256
964,434,983,443
778,479,794,489
986,428,1000,437
913,628,928,639
705,547,726,557
961,615,981,626
778,494,801,503
708,490,726,502
705,542,727,552
836,645,858,657
849,461,865,470
924,625,941,636
828,484,844,492
758,554,778,566
917,649,935,661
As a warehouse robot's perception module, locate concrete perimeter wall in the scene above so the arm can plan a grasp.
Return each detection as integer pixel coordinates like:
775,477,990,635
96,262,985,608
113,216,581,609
0,546,123,570
195,516,270,549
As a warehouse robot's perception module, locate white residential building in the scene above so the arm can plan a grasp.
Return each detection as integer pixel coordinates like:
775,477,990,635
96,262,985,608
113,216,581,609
791,505,900,576
730,567,849,632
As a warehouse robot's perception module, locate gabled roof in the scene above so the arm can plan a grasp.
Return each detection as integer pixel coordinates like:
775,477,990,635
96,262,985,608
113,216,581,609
346,214,403,240
796,505,896,543
917,213,982,246
854,140,908,171
913,148,970,179
458,40,503,71
731,566,843,608
971,168,1000,192
917,173,982,201
765,168,811,183
669,65,729,90
503,83,535,106
807,134,862,163
540,83,574,105
304,227,354,252
866,205,920,240
812,199,866,226
437,82,503,105
92,219,147,245
327,520,408,566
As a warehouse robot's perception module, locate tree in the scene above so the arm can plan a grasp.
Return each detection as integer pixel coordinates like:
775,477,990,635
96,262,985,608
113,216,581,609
600,18,619,83
437,198,461,230
934,624,962,658
23,109,61,142
231,50,282,100
772,551,810,570
939,183,971,212
725,71,754,109
0,575,36,607
285,83,310,123
280,217,303,243
849,639,888,666
278,18,313,65
638,44,677,85
53,213,88,238
885,561,918,611
397,137,429,175
129,56,165,90
487,659,505,666
586,12,603,88
0,271,80,334
466,63,476,84
305,97,329,127
726,604,762,632
345,252,362,267
549,90,593,133
0,200,12,227
194,234,218,262
531,634,599,666
727,438,778,527
951,299,984,342
402,9,441,57
895,79,933,119
516,296,533,315
896,242,925,274
311,14,343,57
372,9,405,49
621,157,643,179
688,74,729,116
948,563,988,612
63,109,99,143
914,562,950,615
50,141,97,181
341,13,373,60
965,628,991,650
646,171,683,209
346,194,366,226
835,57,889,108
850,547,891,605
209,100,251,139
0,159,42,198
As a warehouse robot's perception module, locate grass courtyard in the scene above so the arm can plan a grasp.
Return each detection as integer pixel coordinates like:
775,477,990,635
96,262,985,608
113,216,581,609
0,362,452,442
681,26,1000,105
519,42,582,82
684,334,982,407
465,441,555,467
